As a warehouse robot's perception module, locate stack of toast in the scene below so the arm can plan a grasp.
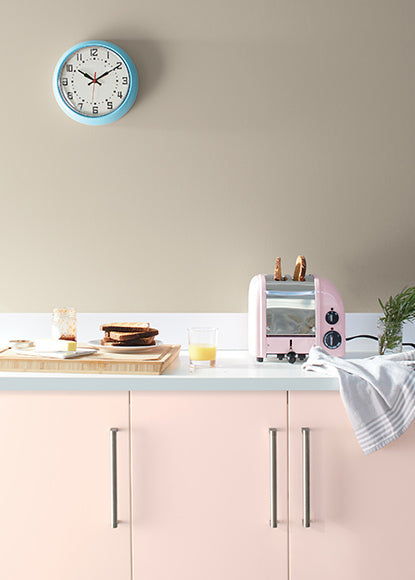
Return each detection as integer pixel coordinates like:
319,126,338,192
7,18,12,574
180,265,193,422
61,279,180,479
100,322,159,346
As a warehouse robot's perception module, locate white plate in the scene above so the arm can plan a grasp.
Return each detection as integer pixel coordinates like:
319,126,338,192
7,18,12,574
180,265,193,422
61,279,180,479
88,339,163,354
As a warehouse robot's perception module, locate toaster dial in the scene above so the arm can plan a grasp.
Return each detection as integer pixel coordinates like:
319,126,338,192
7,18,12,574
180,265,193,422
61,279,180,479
323,330,342,349
286,351,297,364
325,310,339,325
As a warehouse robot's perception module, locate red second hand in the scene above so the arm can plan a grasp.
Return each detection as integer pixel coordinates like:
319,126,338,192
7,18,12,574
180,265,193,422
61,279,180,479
91,72,97,108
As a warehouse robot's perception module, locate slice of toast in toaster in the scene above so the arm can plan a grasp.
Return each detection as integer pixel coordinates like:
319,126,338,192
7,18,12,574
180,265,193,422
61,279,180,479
293,255,306,281
274,257,282,281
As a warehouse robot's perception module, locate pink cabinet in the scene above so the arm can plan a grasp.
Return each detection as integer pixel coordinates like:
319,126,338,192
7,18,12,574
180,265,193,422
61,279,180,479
131,390,415,580
0,392,130,580
1,389,413,580
131,392,288,580
288,391,415,580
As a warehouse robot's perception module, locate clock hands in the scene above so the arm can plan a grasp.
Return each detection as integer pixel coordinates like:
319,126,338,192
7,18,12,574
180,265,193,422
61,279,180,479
76,63,124,109
87,63,122,85
91,72,97,105
77,69,102,86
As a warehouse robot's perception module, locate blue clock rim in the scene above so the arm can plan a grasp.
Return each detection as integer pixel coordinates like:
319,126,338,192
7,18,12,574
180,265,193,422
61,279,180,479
53,40,139,126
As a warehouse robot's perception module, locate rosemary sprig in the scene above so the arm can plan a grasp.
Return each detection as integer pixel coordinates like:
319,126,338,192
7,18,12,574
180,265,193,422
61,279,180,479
378,286,415,354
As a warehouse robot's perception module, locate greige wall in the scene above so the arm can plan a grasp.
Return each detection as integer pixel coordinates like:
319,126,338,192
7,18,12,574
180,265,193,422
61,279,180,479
1,1,414,313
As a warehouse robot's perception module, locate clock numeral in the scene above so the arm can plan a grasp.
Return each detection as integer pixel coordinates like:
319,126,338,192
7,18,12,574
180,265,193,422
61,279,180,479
90,48,98,57
76,53,83,61
78,103,83,110
107,51,110,59
116,62,122,69
67,92,73,100
62,78,68,86
117,91,123,99
107,101,113,110
66,64,73,72
92,105,99,114
122,77,128,85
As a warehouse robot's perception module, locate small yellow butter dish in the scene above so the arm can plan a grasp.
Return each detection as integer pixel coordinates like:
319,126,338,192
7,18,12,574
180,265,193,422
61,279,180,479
9,340,34,350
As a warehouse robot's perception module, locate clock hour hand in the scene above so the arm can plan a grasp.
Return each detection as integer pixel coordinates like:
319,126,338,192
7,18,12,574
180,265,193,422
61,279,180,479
88,64,122,85
78,70,102,86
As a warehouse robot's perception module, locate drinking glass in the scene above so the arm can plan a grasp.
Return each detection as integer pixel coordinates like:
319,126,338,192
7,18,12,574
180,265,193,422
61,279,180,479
187,327,218,369
52,307,77,341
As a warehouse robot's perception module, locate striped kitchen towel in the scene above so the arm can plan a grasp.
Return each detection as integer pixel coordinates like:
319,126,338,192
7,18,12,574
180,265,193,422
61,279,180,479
302,346,415,455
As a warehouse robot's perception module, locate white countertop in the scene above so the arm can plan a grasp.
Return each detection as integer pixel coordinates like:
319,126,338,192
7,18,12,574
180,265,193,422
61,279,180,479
0,349,377,391
0,311,406,391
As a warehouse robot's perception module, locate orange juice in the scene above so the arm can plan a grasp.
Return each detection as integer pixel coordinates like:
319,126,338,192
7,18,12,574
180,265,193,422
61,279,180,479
187,328,218,369
188,343,216,362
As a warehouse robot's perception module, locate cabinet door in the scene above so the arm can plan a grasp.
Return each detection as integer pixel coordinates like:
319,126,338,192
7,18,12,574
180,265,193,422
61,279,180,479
0,392,130,580
289,391,415,580
131,392,288,580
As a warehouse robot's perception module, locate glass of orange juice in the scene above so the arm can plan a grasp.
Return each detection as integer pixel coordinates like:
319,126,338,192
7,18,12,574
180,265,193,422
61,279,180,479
187,327,218,369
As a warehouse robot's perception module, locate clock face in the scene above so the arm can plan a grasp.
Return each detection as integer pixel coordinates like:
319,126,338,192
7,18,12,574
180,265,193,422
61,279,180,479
57,45,131,118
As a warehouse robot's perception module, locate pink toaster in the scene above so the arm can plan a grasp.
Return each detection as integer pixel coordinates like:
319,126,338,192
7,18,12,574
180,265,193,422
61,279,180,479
248,274,345,363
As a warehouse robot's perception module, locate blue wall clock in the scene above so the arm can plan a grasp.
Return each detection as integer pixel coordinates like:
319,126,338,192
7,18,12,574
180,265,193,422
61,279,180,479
53,40,139,125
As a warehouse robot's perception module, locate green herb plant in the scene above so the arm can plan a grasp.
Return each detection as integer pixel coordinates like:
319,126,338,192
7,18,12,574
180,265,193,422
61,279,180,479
378,286,415,355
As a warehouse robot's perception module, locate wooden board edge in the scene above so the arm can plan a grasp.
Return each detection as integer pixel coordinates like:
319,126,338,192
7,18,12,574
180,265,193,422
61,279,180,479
0,345,182,376
160,344,181,373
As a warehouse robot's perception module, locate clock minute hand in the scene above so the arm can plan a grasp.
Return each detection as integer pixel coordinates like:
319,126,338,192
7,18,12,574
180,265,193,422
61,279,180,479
88,64,122,85
78,70,102,86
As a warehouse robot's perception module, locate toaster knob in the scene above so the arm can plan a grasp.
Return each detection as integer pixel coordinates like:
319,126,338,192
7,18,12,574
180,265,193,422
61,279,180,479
325,310,339,325
323,330,342,349
286,351,297,364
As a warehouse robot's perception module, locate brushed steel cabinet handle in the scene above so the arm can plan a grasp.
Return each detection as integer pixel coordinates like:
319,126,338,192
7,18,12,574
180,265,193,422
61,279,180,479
110,428,118,529
302,427,311,528
269,428,277,528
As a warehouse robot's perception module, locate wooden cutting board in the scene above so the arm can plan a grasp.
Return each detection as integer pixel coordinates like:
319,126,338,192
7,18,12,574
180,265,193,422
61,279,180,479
0,344,181,375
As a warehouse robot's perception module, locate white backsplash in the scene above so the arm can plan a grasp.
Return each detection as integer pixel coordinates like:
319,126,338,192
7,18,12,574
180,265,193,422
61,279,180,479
0,312,414,351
